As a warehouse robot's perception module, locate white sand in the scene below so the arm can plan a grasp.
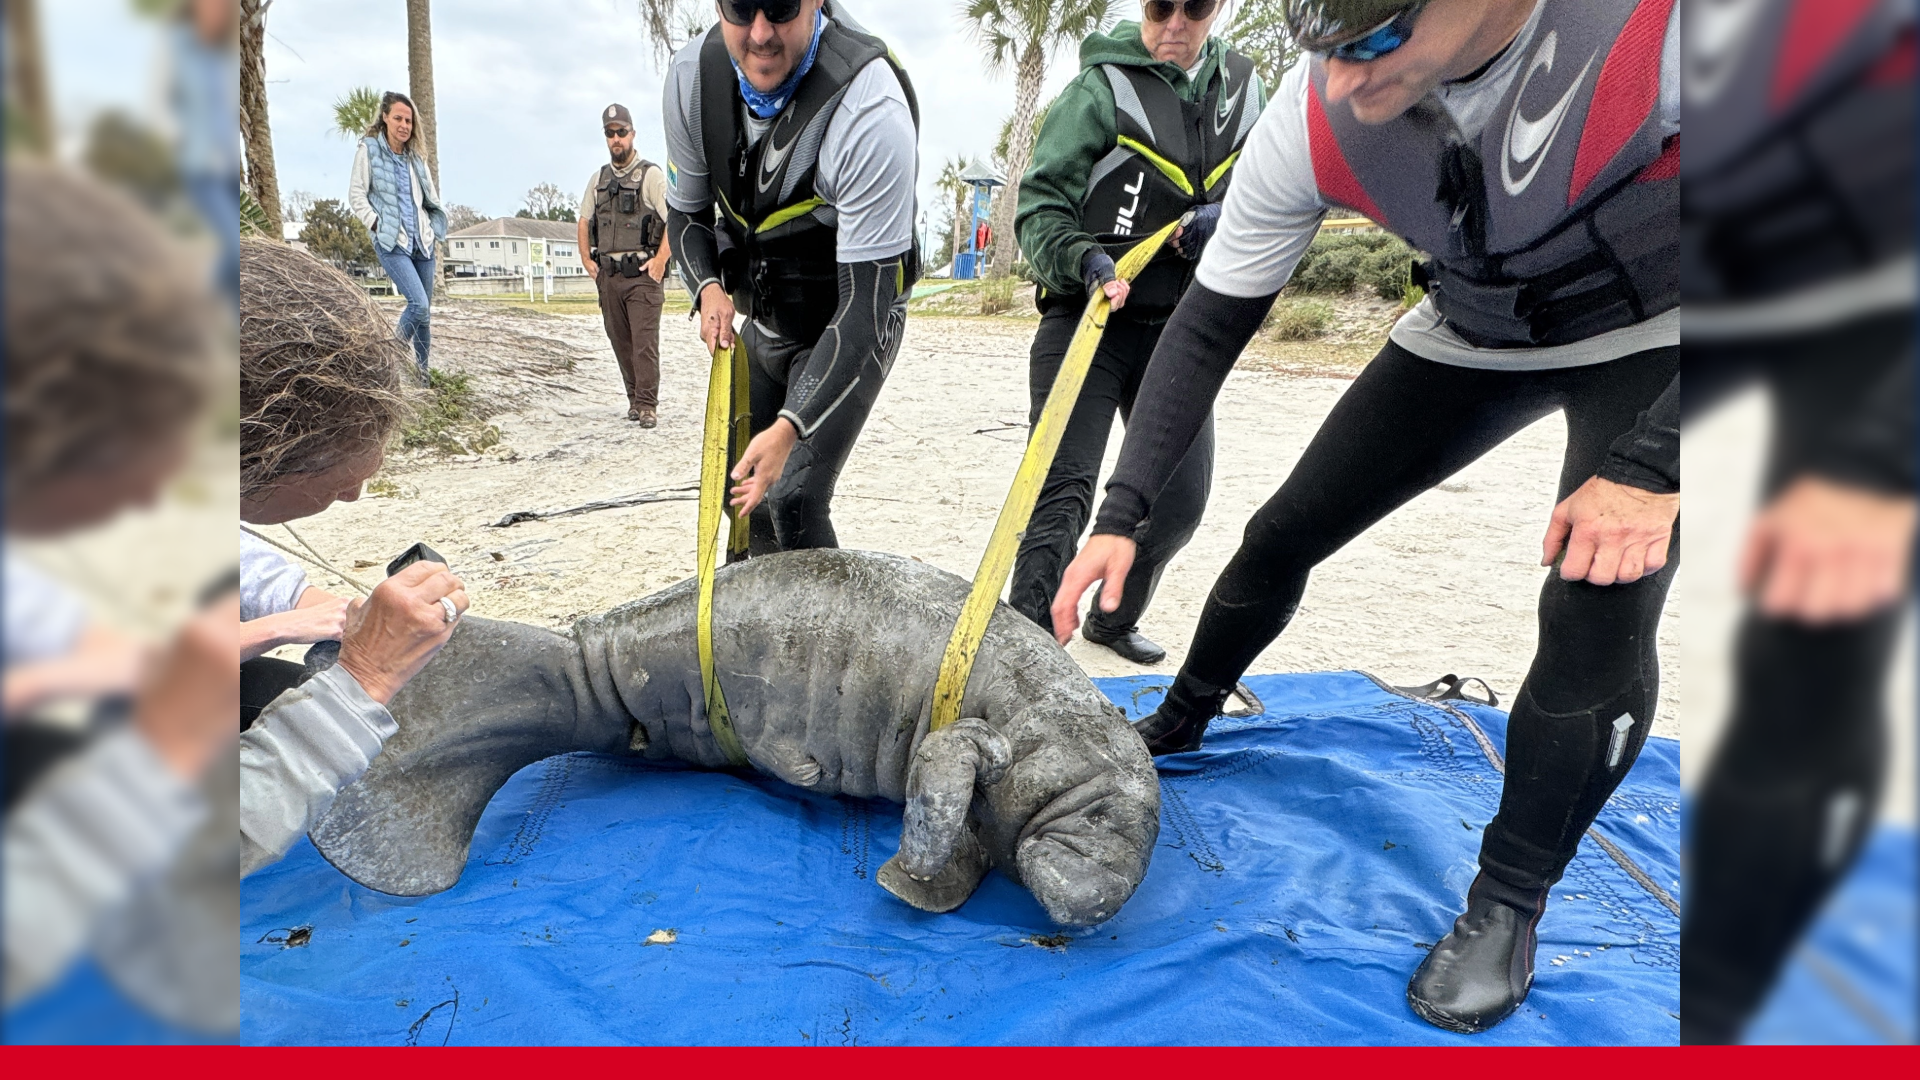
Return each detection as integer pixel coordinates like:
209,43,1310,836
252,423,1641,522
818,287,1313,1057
277,298,1682,741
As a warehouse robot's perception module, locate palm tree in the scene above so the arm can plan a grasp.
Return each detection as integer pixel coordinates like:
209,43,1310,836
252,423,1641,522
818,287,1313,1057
406,0,439,189
1222,0,1301,91
959,0,1116,278
934,155,969,268
333,86,381,139
240,0,283,238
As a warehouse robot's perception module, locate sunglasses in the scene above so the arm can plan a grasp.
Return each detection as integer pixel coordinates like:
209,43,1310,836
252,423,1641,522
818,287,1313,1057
1144,0,1219,22
605,127,632,138
1328,3,1425,62
718,0,804,26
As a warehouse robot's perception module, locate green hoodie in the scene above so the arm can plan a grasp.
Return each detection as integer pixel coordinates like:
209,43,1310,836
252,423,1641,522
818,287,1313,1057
1014,21,1266,298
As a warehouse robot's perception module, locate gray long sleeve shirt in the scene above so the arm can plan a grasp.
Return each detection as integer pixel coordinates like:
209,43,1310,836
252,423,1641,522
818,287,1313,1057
240,665,397,877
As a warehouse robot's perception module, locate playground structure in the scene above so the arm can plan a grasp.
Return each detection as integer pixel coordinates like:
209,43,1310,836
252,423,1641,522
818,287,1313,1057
950,158,1004,280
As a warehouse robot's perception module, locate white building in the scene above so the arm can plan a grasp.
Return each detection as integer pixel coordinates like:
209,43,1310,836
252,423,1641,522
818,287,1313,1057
445,217,587,278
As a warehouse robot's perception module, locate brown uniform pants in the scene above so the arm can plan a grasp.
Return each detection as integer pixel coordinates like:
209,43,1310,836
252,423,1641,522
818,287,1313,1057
596,266,663,410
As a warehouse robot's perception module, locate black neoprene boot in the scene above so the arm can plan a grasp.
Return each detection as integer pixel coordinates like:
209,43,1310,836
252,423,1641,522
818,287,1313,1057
1130,675,1233,755
1082,623,1168,665
1406,874,1546,1034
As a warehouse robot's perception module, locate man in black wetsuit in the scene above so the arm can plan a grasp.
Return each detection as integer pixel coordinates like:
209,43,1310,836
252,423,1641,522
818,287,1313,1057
1677,0,1915,1045
1052,0,1680,1033
1008,3,1265,664
661,0,917,549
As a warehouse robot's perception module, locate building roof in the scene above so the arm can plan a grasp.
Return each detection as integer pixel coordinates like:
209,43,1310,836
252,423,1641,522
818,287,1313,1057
448,217,578,241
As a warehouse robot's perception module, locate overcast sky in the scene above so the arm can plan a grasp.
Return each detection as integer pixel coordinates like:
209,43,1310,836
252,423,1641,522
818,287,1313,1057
245,0,1120,244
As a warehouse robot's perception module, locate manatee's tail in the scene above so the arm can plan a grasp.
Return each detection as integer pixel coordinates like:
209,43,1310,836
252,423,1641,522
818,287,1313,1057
309,616,615,896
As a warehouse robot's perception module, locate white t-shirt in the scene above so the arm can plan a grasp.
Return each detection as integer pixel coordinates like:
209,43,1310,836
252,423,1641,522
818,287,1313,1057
662,18,919,264
1197,0,1682,370
240,528,310,623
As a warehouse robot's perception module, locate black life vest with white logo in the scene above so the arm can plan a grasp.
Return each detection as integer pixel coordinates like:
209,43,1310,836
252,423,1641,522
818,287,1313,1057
1681,0,1913,304
1309,0,1678,349
591,161,664,257
1079,50,1261,312
698,20,919,342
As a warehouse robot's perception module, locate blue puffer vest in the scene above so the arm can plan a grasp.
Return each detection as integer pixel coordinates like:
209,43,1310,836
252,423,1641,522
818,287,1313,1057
363,136,447,254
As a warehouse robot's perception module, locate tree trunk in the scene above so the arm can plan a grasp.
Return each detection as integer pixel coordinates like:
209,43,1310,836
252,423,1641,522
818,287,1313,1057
987,42,1046,279
406,0,442,295
5,0,53,155
406,0,438,189
240,0,284,239
951,185,968,268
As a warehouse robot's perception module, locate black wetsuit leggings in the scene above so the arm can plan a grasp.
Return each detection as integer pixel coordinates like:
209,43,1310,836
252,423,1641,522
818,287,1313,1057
1170,339,1680,900
739,318,894,553
1679,313,1912,1045
1009,299,1214,635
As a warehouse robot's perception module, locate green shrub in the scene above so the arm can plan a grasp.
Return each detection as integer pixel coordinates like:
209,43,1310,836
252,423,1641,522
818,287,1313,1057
401,369,477,451
1291,231,1417,299
978,275,1017,315
1266,298,1334,341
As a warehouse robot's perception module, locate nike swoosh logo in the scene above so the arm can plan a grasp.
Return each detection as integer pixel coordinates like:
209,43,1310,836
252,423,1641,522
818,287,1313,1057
1686,0,1768,107
758,116,800,195
1500,30,1597,197
1214,69,1244,136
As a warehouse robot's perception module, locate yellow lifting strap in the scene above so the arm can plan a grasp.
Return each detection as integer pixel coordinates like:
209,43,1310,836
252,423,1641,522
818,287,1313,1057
697,340,752,766
929,221,1181,733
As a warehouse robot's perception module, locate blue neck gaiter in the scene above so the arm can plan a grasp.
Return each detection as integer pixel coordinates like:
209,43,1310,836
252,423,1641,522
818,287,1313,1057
733,10,826,120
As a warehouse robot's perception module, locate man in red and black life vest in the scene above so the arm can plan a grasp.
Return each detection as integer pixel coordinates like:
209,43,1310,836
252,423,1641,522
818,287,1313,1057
580,103,674,427
1677,0,1916,1045
1051,0,1681,1033
659,0,918,551
1008,1,1265,665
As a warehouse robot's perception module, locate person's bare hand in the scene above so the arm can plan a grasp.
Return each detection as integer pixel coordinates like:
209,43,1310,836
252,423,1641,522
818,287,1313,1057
136,592,240,779
1050,535,1139,645
239,594,351,662
1542,475,1679,586
646,254,670,282
730,419,798,517
1104,278,1130,312
336,561,469,706
699,283,737,350
1739,475,1917,624
585,259,600,280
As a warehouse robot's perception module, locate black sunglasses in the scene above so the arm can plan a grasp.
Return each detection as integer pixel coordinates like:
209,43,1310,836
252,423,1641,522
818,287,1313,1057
605,127,632,138
1144,0,1220,22
718,0,805,26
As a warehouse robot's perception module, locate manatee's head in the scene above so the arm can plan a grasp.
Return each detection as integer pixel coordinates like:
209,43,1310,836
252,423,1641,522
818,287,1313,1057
985,701,1161,926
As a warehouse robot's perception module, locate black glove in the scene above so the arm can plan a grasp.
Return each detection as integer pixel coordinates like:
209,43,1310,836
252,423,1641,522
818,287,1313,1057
1082,247,1118,297
1172,204,1222,260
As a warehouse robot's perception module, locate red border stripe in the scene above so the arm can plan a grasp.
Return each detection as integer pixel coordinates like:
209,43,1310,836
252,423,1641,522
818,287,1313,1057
1773,0,1880,110
1569,0,1675,205
1306,89,1385,224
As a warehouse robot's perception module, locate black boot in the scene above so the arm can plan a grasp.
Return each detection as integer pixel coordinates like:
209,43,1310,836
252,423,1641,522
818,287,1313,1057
1082,623,1167,665
1131,675,1233,755
1407,874,1546,1034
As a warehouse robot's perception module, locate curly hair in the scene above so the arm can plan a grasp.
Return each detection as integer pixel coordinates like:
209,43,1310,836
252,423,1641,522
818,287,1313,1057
240,238,413,501
4,160,218,499
365,90,418,155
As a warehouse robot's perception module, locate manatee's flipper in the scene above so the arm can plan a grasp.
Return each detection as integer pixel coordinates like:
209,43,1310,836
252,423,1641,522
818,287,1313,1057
310,616,607,896
896,718,1009,880
878,825,990,913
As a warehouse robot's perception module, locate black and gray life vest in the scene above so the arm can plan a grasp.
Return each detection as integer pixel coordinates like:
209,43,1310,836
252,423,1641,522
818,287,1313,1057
698,19,920,342
1080,50,1261,312
591,160,665,258
1681,0,1913,304
1308,0,1679,349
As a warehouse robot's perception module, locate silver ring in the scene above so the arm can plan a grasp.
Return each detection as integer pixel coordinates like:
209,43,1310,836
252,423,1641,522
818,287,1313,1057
439,596,460,624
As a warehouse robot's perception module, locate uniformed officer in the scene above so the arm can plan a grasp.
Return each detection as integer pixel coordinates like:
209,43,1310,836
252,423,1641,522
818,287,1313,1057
661,0,918,550
1008,0,1263,665
579,103,674,426
1052,0,1681,1032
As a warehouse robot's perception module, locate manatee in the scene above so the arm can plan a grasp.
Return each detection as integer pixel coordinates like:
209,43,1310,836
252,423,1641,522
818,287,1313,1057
308,549,1161,927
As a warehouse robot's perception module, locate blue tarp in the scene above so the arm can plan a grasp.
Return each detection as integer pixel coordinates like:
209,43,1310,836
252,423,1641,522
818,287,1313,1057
12,670,1909,1044
234,671,1684,1045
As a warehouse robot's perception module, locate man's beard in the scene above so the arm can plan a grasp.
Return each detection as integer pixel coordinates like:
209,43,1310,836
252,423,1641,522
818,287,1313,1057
610,146,634,166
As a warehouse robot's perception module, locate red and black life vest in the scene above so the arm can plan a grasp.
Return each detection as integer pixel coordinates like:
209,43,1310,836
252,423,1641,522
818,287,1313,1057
1308,0,1679,349
1681,0,1913,304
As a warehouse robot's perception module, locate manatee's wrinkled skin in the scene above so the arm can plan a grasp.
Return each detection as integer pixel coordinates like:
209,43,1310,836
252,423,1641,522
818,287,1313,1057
309,550,1160,927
